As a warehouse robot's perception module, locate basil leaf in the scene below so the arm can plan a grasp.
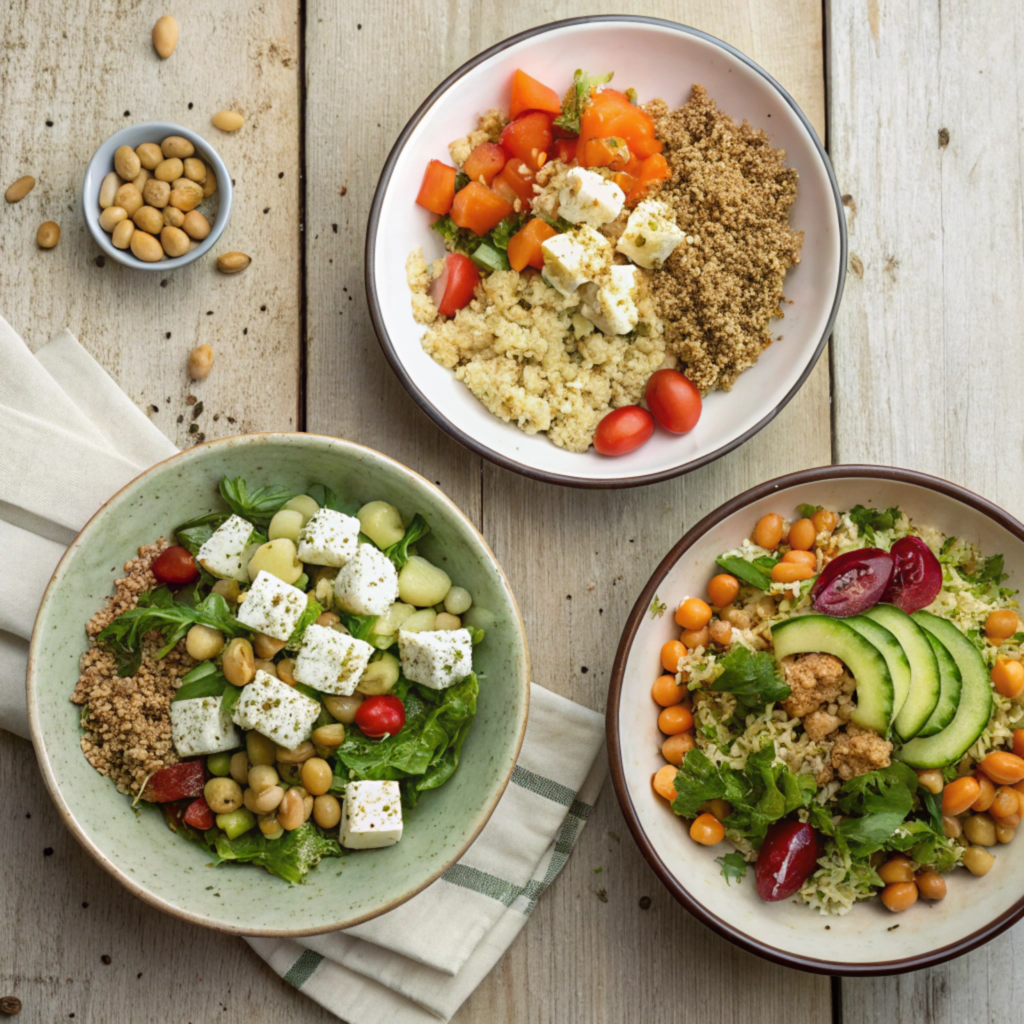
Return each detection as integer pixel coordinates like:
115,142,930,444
218,477,297,527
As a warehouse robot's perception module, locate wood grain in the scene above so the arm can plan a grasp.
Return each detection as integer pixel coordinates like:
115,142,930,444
828,0,1024,1017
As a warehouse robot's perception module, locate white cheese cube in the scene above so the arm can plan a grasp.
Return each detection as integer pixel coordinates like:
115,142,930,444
236,570,309,641
580,265,639,336
616,199,685,269
397,627,474,690
558,167,625,227
541,225,611,297
296,508,361,567
196,515,255,582
169,696,240,757
293,623,374,696
334,544,400,616
231,669,321,750
340,780,403,850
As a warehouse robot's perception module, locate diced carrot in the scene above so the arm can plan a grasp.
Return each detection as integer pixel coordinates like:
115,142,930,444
578,89,662,169
582,136,630,171
492,159,535,207
509,69,563,119
499,112,553,172
552,138,577,164
463,142,508,186
625,153,671,206
450,182,515,235
415,159,458,215
612,171,635,194
507,218,557,272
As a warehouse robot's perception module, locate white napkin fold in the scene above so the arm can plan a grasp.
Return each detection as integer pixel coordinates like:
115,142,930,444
0,317,607,1023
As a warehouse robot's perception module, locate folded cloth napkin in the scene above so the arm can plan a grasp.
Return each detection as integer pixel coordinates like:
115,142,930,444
0,316,607,1023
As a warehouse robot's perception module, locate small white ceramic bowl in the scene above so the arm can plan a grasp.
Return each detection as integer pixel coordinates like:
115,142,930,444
83,120,232,271
367,16,846,488
608,466,1024,973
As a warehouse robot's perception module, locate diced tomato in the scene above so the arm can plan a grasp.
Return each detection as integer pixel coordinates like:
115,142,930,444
551,138,577,164
415,159,458,215
183,795,215,831
492,159,535,208
507,218,557,272
625,153,671,206
463,142,507,186
450,182,515,235
429,253,479,317
509,69,563,119
582,136,630,171
578,89,661,169
142,760,206,803
612,171,635,194
499,112,553,172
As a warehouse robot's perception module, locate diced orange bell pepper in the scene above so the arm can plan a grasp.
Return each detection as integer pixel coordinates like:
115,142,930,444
499,112,553,172
415,159,458,215
507,218,557,272
509,69,563,119
450,182,515,235
551,138,577,164
625,153,671,206
582,136,630,171
612,171,635,194
492,159,536,208
463,142,508,186
578,89,662,169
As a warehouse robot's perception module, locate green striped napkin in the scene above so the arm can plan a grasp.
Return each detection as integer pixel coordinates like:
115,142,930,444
247,684,606,1023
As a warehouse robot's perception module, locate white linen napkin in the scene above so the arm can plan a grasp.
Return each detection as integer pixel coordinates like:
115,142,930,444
0,316,607,1023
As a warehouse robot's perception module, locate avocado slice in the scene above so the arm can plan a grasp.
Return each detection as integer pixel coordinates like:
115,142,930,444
846,615,911,729
862,604,941,740
916,632,962,737
771,614,894,734
896,612,992,769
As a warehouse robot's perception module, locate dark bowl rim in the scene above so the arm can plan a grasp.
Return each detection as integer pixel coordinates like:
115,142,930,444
363,14,848,490
606,463,1024,974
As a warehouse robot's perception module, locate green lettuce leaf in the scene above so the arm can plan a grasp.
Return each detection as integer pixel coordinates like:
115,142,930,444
219,477,297,527
209,821,341,884
383,514,430,569
709,646,791,709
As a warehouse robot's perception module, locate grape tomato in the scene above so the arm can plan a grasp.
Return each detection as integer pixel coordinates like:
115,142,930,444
429,253,479,318
882,536,943,613
811,547,894,617
593,406,654,456
644,368,702,434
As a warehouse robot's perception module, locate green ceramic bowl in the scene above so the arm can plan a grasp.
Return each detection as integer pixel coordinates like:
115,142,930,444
27,433,530,936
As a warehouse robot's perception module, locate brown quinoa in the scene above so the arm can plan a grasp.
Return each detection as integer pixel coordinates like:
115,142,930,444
645,84,804,393
71,540,194,795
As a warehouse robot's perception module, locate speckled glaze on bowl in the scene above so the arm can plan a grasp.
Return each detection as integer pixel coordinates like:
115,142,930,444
27,434,529,936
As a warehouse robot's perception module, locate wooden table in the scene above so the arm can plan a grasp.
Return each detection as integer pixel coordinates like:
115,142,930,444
1,1,1019,1020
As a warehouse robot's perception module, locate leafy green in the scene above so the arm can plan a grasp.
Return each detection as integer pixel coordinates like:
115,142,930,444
454,170,470,192
538,212,574,233
174,511,228,555
846,504,901,545
715,554,774,592
431,215,476,256
469,242,508,274
624,86,638,104
218,477,297,528
553,69,614,134
209,821,342,884
709,647,790,709
383,513,430,569
336,611,399,651
962,553,1007,587
649,596,667,619
306,482,346,513
287,598,324,648
490,214,528,252
171,661,240,704
431,213,528,275
221,683,243,716
833,763,918,856
717,851,747,885
796,503,823,520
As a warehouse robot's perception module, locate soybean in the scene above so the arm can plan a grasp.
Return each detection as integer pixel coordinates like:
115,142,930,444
154,158,183,183
161,135,195,159
181,209,210,240
133,205,164,235
98,171,121,208
217,251,251,274
143,178,171,209
188,344,213,381
212,110,245,132
130,230,163,263
111,220,135,250
324,694,363,724
160,225,190,257
114,145,141,181
246,730,277,767
36,221,60,249
163,206,185,227
313,794,342,829
5,175,35,203
152,15,178,58
223,638,255,687
115,183,143,217
136,142,163,170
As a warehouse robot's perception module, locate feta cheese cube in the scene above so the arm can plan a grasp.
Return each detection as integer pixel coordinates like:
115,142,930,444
231,669,321,750
293,623,374,696
397,627,474,690
169,696,240,757
541,225,611,297
616,199,686,269
580,265,639,336
236,570,309,641
296,508,361,567
333,543,400,616
340,780,403,849
558,167,625,227
196,514,255,581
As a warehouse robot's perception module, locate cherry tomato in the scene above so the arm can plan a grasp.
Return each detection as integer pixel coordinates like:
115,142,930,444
152,545,199,585
645,368,702,434
810,547,894,617
429,253,479,318
881,536,943,613
593,406,654,456
755,821,821,902
355,695,406,739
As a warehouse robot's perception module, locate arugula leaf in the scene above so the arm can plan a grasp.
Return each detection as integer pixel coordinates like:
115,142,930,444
715,554,774,592
383,514,430,569
306,483,347,513
174,511,229,555
797,503,823,520
286,598,324,648
553,69,614,134
846,504,901,545
209,821,341,884
710,647,790,709
172,661,229,702
218,477,297,528
717,851,747,885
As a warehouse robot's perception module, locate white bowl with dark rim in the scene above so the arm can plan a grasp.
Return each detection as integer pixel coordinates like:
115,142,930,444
366,16,846,488
608,465,1024,973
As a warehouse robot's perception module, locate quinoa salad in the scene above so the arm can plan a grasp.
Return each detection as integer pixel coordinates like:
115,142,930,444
648,502,1024,915
407,69,802,457
73,476,484,883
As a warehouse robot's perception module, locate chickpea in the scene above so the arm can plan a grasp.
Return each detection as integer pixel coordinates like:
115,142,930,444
114,145,141,181
162,135,195,159
812,509,839,534
963,813,997,847
721,605,751,630
160,225,190,257
992,658,1024,699
98,206,127,233
252,785,285,813
675,598,712,631
246,730,277,767
185,624,225,660
136,142,163,170
204,777,243,814
878,854,915,884
277,788,306,831
680,627,710,650
133,205,163,235
435,612,462,630
324,693,363,724
962,845,996,877
652,764,678,801
312,723,345,749
276,740,315,764
707,573,740,608
991,786,1020,820
689,813,725,846
658,704,694,736
660,640,687,674
277,658,297,685
229,750,250,785
111,220,135,250
972,773,996,812
753,513,784,551
444,586,473,616
223,638,255,687
211,578,240,603
301,757,333,796
996,824,1016,844
915,769,944,795
781,549,817,569
662,733,695,765
980,751,1024,786
942,776,981,816
652,674,686,707
985,609,1020,643
356,500,406,549
699,799,732,821
880,881,918,912
942,814,962,839
247,764,279,793
916,870,947,901
708,620,733,646
788,518,817,551
313,794,342,829
771,562,815,584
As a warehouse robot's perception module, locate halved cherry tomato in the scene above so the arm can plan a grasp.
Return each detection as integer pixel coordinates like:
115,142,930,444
509,69,563,119
645,369,702,434
579,89,662,169
415,159,457,215
355,695,406,739
625,153,671,206
507,218,557,272
593,406,654,456
499,112,553,172
492,160,535,208
450,182,515,236
152,545,199,585
463,142,507,186
183,795,215,830
552,138,577,164
142,760,206,803
429,253,479,317
582,136,630,171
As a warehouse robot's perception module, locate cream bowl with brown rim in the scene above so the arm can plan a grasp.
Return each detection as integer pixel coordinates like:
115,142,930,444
608,466,1024,973
27,434,529,936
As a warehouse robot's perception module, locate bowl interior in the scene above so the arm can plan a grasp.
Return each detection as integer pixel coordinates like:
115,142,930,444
369,18,844,485
28,434,529,935
612,472,1024,970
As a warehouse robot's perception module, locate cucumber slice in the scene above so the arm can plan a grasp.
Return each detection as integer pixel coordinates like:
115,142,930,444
771,614,894,734
896,612,993,769
862,604,941,740
916,632,962,737
846,615,911,734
